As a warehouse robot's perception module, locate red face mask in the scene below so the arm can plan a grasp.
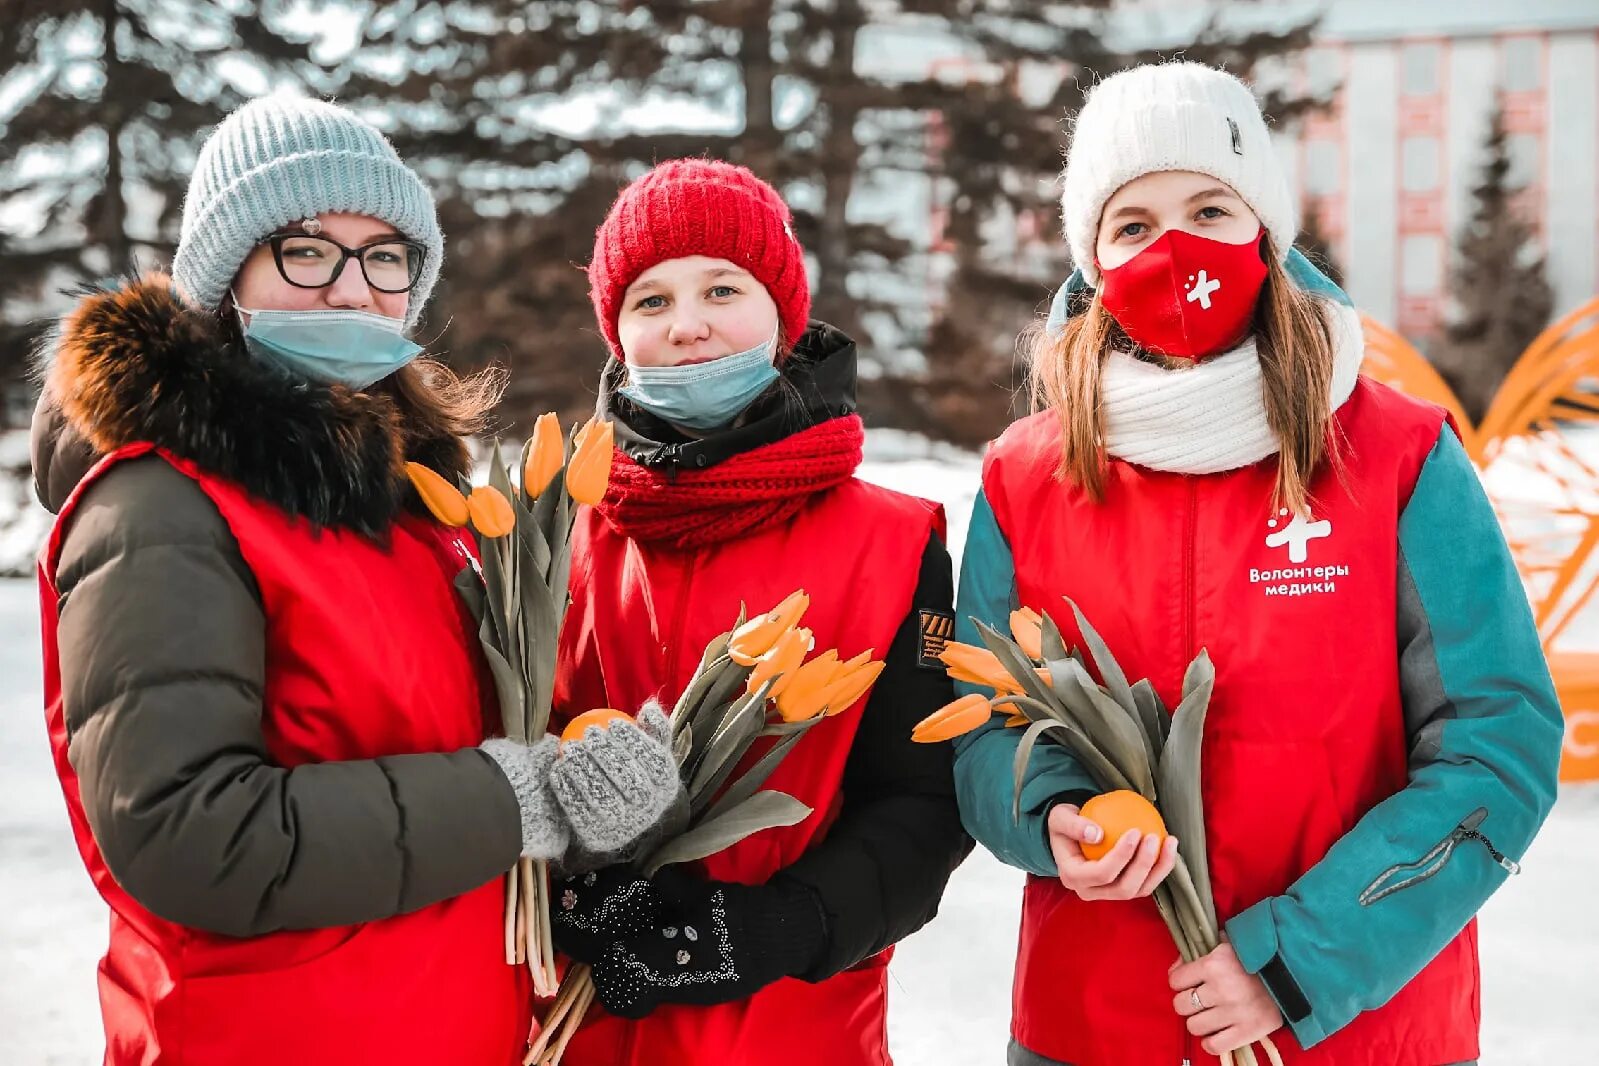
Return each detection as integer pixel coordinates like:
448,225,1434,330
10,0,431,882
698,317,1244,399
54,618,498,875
1097,226,1268,361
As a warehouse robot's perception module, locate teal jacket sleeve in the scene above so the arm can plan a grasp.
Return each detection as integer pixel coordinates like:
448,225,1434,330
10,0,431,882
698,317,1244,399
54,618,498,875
1225,427,1563,1048
951,487,1099,878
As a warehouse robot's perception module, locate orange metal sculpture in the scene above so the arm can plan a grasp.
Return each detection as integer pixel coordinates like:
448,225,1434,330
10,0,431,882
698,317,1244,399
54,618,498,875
1362,298,1599,782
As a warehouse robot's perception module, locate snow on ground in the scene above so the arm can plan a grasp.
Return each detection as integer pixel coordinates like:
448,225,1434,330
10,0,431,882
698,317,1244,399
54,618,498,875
1,447,1596,1063
0,429,50,579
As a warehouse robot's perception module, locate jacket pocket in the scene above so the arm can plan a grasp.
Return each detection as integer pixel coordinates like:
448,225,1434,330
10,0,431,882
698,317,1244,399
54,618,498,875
1359,807,1520,906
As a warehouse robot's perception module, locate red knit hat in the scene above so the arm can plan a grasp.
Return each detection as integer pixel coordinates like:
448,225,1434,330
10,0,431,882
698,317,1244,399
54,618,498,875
588,159,812,357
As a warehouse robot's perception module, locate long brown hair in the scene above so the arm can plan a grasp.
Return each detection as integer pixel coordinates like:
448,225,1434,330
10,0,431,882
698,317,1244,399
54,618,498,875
1025,237,1338,514
380,357,507,473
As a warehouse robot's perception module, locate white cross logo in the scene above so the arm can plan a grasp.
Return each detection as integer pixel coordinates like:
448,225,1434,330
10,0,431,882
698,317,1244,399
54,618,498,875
1186,270,1221,310
1265,509,1331,563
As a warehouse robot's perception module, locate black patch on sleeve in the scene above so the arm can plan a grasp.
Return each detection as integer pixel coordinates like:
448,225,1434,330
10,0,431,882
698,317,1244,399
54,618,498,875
1259,955,1313,1024
917,608,955,671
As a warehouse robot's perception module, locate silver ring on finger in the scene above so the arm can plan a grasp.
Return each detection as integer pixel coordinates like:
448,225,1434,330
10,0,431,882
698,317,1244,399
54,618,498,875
1190,988,1205,1012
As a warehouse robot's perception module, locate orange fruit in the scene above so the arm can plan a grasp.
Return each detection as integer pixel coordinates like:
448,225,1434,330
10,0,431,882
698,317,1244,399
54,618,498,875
1078,790,1167,862
559,708,632,746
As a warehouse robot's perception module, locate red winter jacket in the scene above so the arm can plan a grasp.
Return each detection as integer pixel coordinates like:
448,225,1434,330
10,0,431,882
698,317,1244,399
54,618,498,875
555,479,941,1066
550,322,964,1066
954,375,1560,1066
33,277,533,1066
40,447,529,1066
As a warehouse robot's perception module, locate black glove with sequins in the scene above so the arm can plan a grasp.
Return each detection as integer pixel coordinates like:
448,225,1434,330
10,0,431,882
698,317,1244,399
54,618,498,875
551,866,828,1019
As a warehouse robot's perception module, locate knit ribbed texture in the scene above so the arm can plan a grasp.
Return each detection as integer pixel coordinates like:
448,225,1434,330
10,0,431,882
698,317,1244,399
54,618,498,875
1096,300,1365,475
549,703,688,865
596,414,865,549
172,96,443,328
588,159,811,355
1061,62,1297,286
479,736,572,861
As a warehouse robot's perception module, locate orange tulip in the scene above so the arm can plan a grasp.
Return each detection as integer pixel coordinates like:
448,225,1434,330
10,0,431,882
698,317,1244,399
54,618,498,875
912,694,995,743
818,659,885,716
728,590,810,665
775,656,885,722
523,413,564,499
467,485,516,538
939,641,1021,694
773,650,844,722
405,462,469,527
565,418,615,506
560,708,632,746
747,626,814,697
1003,711,1031,728
1010,607,1044,661
839,649,875,672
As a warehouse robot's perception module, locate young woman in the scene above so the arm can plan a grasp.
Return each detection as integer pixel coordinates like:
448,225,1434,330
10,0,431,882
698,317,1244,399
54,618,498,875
31,96,679,1066
546,158,971,1066
952,62,1563,1066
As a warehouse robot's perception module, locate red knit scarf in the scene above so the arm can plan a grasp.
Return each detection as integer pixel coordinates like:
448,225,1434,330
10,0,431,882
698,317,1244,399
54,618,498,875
596,415,866,550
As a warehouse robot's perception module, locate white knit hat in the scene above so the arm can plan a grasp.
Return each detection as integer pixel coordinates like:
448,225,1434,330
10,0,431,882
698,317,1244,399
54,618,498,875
1061,62,1296,286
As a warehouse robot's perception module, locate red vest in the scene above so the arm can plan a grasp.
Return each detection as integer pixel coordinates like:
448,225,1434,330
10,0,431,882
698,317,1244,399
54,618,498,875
986,380,1479,1066
39,445,530,1066
553,479,942,1066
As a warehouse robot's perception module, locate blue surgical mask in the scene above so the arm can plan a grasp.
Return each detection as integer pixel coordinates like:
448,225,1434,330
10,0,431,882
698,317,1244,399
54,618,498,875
233,297,423,389
619,328,781,431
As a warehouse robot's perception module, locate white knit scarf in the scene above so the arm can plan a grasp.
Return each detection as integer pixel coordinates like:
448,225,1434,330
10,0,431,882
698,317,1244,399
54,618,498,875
1097,301,1364,475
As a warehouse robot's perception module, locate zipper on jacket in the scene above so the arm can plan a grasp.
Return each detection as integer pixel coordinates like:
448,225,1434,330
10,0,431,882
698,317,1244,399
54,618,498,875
1182,478,1198,660
1180,478,1198,1066
645,442,686,481
663,548,702,684
1359,807,1520,906
452,535,484,583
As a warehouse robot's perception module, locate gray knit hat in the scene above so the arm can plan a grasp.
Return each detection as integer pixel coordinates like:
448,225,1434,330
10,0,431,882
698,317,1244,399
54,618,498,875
172,96,443,328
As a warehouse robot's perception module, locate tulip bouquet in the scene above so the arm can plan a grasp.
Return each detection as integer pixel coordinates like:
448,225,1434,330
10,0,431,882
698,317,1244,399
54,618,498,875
405,414,615,996
913,602,1284,1066
526,591,884,1065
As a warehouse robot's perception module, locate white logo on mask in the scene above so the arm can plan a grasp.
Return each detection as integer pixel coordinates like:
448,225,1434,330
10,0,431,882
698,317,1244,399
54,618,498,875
1185,270,1221,310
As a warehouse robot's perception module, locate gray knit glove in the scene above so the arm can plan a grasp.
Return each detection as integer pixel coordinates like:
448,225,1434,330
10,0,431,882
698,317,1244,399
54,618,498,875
551,702,688,872
481,734,572,861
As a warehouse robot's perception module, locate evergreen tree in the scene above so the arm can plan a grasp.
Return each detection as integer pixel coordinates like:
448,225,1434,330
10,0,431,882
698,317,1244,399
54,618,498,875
1294,204,1343,288
0,0,323,404
1433,106,1554,423
340,2,1323,439
871,4,1322,442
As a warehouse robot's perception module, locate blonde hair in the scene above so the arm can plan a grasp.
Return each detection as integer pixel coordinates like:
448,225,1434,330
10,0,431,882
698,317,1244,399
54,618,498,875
1025,238,1339,514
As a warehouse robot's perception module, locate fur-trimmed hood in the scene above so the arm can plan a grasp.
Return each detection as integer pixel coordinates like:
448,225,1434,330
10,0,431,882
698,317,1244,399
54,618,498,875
31,273,469,536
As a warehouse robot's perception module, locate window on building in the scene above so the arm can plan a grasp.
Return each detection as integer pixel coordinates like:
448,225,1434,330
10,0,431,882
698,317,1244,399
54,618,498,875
1401,235,1444,295
1304,139,1341,195
1402,42,1440,96
1506,133,1540,189
1403,136,1440,192
1503,37,1542,92
1305,48,1341,97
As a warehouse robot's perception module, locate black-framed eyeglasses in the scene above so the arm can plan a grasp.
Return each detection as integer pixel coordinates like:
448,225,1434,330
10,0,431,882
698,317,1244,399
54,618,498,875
260,233,428,294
